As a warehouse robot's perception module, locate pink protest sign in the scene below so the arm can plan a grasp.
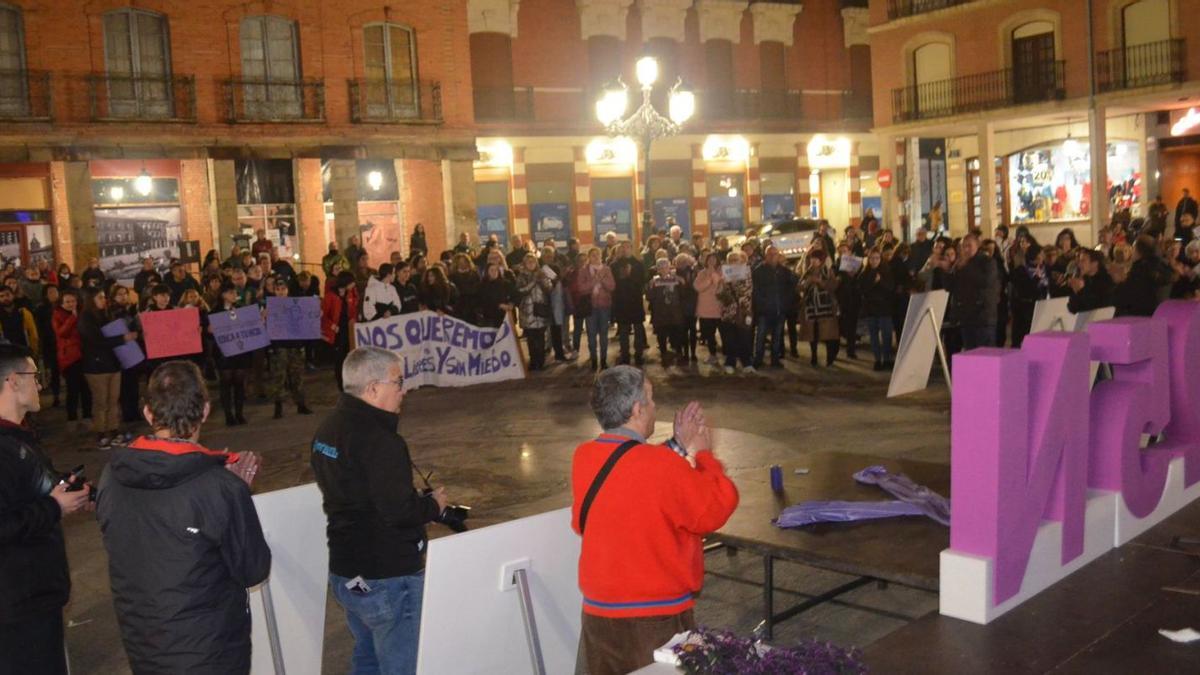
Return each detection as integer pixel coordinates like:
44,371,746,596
141,307,202,359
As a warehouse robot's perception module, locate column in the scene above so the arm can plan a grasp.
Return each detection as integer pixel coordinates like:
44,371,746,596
573,146,594,245
577,0,635,40
49,162,74,267
907,137,922,234
441,158,477,246
638,0,691,42
979,122,997,237
211,160,240,257
295,159,329,268
511,146,528,240
696,0,749,43
63,161,97,270
634,152,647,238
179,159,214,256
749,1,800,45
795,142,810,218
841,6,871,120
328,159,360,255
691,144,708,238
1088,105,1107,246
746,145,762,223
848,142,862,228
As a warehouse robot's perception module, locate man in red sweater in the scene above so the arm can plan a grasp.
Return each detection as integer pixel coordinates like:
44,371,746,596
572,365,739,675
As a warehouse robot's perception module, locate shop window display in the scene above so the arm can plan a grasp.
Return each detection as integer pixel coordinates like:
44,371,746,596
1008,140,1141,223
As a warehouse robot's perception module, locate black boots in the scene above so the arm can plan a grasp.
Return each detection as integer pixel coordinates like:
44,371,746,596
273,401,283,419
297,404,313,415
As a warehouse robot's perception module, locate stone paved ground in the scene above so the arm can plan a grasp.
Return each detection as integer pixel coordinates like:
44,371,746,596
46,346,950,673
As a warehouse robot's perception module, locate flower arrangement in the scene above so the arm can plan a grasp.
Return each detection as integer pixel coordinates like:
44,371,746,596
671,627,866,675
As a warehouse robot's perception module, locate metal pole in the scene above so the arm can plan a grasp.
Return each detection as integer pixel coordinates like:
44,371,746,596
260,580,288,675
927,308,952,390
515,568,547,675
642,133,653,244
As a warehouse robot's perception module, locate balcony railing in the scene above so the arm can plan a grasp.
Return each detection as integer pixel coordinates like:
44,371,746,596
703,89,802,121
1096,39,1186,93
473,86,535,122
222,78,325,123
86,73,196,122
891,62,1065,123
349,79,441,124
887,0,976,20
0,69,52,121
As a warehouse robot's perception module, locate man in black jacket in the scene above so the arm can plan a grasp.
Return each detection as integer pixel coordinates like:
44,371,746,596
1067,249,1115,314
1175,188,1198,238
312,346,451,675
97,361,269,674
946,233,1000,349
610,241,648,365
0,345,91,675
751,246,796,368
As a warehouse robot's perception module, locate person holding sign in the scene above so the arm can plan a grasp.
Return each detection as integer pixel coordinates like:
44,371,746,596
266,278,313,419
79,288,139,448
209,283,253,426
717,252,754,374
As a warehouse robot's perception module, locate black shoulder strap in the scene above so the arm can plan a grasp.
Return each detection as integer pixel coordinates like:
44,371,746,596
579,439,640,535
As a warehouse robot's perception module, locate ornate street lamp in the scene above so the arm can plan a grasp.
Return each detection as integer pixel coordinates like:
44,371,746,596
596,56,695,238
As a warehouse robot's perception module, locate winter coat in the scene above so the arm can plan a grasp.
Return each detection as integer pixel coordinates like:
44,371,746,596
478,277,516,328
321,287,359,345
1009,263,1048,313
34,302,56,365
97,437,271,674
947,252,1000,327
1067,270,1115,314
52,307,82,370
0,306,38,353
575,264,616,312
515,268,552,330
208,303,256,370
1113,256,1172,317
859,264,895,318
362,276,402,322
693,268,723,319
717,277,753,326
610,258,646,322
78,310,122,374
0,420,69,623
646,274,684,328
751,263,796,318
675,266,699,317
449,269,481,324
798,267,840,342
419,283,458,314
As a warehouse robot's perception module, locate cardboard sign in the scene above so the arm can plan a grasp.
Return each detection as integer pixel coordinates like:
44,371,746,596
141,307,202,359
721,264,750,282
266,297,321,341
101,317,145,370
210,307,269,357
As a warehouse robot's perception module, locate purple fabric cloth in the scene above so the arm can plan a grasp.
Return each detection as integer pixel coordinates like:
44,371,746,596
853,465,951,525
773,465,951,529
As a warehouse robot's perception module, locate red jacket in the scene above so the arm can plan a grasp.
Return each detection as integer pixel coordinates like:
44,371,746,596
571,433,738,618
321,288,359,344
51,307,82,369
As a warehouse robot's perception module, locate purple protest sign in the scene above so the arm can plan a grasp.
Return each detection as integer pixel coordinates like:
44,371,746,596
266,296,321,341
101,318,145,370
209,307,269,357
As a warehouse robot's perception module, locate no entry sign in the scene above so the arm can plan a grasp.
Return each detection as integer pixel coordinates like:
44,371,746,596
877,169,893,188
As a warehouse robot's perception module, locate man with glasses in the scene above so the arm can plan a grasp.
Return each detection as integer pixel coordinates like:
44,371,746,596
0,345,91,675
311,346,453,675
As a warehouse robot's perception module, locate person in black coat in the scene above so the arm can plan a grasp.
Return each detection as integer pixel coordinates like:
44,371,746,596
859,250,894,370
1008,243,1048,348
477,262,516,327
751,247,796,368
888,244,915,346
1067,249,1116,314
0,344,93,675
209,283,255,426
79,288,137,448
97,361,268,675
1175,188,1198,240
1113,236,1172,317
34,285,60,406
834,245,861,359
945,234,1000,349
409,223,428,258
610,242,647,365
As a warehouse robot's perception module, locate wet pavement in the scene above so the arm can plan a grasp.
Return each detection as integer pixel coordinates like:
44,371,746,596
44,348,951,673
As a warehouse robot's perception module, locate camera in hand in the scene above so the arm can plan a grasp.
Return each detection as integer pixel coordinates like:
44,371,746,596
62,465,98,502
422,488,471,533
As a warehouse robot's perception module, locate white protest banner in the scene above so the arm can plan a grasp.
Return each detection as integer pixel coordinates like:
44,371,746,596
353,311,526,390
722,264,750,282
838,255,863,274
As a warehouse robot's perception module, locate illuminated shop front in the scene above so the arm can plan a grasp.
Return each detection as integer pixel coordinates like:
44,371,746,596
1006,139,1142,224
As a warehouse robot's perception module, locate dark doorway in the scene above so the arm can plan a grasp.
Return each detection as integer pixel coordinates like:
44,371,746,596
1011,32,1057,104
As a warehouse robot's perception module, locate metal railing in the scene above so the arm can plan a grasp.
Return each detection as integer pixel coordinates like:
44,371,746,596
86,73,196,122
1096,38,1186,93
886,0,977,20
891,62,1065,123
703,89,802,121
222,78,325,123
473,86,535,122
0,69,52,121
349,78,442,123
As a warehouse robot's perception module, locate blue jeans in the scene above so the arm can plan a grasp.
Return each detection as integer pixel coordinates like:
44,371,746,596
754,313,784,365
587,307,611,361
330,571,425,675
867,315,894,363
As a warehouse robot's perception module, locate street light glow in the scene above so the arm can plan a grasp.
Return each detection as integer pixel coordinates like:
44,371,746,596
635,56,659,87
134,170,153,196
596,87,628,125
669,89,695,124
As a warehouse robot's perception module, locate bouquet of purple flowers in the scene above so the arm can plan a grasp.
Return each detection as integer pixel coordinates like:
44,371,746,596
671,627,866,674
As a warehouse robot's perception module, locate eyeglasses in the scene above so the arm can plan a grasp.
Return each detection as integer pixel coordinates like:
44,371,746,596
11,370,43,387
372,377,405,390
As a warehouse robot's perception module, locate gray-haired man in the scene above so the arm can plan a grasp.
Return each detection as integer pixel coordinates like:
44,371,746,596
311,346,451,675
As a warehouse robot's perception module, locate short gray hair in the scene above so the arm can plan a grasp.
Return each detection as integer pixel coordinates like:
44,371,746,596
590,365,647,430
343,347,403,397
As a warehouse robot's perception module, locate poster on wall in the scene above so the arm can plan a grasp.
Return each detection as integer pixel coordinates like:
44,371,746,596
0,231,19,267
919,139,948,230
358,201,403,267
862,196,883,222
27,224,53,266
94,206,183,285
477,205,510,249
761,194,796,224
708,195,745,237
529,203,570,248
238,204,296,259
652,198,691,238
592,200,632,245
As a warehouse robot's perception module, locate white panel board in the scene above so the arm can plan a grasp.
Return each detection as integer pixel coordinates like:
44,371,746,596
1030,297,1071,333
249,483,329,675
887,290,949,397
417,508,583,675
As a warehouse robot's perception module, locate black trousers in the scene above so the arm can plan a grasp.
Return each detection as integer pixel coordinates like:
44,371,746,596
63,363,92,421
839,306,859,356
680,315,698,359
43,353,60,401
331,334,350,391
218,368,247,419
526,327,547,370
549,321,566,359
0,610,67,675
120,366,141,423
698,318,721,357
616,321,647,363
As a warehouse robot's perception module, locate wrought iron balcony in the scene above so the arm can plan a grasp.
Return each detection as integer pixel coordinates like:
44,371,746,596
349,79,442,124
222,78,325,123
0,69,52,122
891,62,1065,123
702,89,802,122
887,0,977,20
473,86,535,122
86,73,196,122
1096,39,1186,93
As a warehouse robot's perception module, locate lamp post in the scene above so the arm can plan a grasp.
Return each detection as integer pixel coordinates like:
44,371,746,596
595,56,695,240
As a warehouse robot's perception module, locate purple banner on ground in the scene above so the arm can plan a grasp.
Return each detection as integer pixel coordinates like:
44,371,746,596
266,296,321,341
101,318,144,370
210,307,270,357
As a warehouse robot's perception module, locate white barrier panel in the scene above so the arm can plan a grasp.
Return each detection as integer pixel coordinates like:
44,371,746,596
417,508,583,675
887,290,949,397
249,483,329,675
1030,297,1071,333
